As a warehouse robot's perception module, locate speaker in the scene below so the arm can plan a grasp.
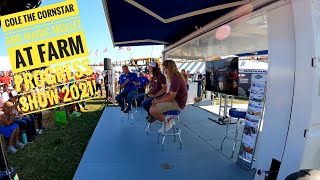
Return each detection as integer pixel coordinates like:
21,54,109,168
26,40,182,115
104,58,112,70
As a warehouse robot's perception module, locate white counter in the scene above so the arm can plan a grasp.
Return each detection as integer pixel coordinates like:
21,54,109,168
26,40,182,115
187,82,198,104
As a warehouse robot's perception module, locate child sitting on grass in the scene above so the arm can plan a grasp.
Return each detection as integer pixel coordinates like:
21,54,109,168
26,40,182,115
0,101,25,154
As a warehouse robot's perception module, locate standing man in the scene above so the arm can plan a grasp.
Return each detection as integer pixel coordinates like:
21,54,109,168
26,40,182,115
149,60,188,133
195,71,203,97
90,72,97,95
115,65,139,113
137,72,150,94
95,72,104,97
104,71,111,99
114,71,120,93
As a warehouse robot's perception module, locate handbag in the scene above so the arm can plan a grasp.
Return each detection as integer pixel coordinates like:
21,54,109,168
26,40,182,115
55,110,67,124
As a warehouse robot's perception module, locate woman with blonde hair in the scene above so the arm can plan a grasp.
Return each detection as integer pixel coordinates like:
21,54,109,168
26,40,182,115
150,60,188,133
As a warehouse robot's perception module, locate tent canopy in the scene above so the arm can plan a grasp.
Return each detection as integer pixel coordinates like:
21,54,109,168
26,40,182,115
103,0,251,46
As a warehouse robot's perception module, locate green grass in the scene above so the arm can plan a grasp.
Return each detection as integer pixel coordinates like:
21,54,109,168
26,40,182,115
8,99,105,180
214,98,249,105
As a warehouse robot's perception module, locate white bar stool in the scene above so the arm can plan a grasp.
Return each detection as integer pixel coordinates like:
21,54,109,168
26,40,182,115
220,108,247,158
121,97,138,124
157,110,182,151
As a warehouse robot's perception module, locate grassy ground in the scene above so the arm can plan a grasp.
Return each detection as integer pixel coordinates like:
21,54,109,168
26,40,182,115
8,98,105,180
214,97,249,105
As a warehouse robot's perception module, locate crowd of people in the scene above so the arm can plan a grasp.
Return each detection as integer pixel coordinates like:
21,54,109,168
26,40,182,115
115,60,189,133
0,70,109,154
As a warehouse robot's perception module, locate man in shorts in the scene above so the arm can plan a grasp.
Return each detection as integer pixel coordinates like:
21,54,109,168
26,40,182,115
149,60,188,133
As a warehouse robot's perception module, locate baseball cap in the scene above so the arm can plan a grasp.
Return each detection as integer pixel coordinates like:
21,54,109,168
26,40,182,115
149,61,157,67
9,90,18,98
8,86,14,90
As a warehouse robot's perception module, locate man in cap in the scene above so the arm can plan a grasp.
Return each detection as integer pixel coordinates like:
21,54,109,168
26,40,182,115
137,61,167,122
2,85,13,102
137,72,150,94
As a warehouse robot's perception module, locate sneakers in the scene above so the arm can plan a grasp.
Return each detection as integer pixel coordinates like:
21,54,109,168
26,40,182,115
36,129,43,135
15,141,25,149
147,116,156,123
158,117,175,133
7,145,17,154
123,107,131,113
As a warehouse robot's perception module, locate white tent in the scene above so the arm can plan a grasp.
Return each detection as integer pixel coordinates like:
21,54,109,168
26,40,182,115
239,60,268,72
0,56,12,71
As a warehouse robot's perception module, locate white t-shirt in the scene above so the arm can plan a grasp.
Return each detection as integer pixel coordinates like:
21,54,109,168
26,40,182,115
2,92,9,103
95,75,104,84
115,73,120,81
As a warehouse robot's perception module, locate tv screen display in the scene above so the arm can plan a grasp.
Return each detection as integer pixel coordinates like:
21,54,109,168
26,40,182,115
205,57,239,96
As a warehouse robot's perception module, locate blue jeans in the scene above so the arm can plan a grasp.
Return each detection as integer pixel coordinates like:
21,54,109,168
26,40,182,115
197,84,202,97
137,93,154,113
115,88,137,110
13,119,27,130
137,93,146,105
14,116,36,140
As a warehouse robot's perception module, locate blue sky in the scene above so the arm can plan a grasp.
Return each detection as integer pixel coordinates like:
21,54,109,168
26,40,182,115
0,0,164,64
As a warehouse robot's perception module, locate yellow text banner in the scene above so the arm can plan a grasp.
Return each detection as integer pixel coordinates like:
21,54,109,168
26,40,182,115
8,31,89,73
1,0,79,32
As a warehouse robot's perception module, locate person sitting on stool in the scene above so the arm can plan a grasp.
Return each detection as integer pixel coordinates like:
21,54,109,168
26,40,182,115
149,60,188,133
137,72,150,94
137,61,167,122
115,65,139,113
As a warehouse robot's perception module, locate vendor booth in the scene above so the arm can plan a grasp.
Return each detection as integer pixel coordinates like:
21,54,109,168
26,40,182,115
102,0,320,179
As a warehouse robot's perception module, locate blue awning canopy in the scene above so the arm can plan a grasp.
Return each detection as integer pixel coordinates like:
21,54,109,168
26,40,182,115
236,50,268,57
103,0,251,46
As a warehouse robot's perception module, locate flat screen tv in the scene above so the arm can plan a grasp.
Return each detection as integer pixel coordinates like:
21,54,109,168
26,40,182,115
205,57,239,96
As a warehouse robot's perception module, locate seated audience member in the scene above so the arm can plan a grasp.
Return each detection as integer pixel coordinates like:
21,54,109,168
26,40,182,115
137,61,167,122
149,60,188,133
115,65,139,113
0,101,25,154
9,91,37,142
137,72,150,94
20,84,46,133
2,85,13,102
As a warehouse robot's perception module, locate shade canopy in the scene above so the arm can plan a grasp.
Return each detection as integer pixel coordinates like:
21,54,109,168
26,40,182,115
103,0,251,46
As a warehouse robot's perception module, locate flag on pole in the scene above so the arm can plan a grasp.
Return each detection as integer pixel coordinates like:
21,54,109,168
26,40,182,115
103,47,108,53
119,47,123,50
94,49,99,56
127,47,131,51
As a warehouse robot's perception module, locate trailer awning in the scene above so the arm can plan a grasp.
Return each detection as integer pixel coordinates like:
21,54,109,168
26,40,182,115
102,0,251,46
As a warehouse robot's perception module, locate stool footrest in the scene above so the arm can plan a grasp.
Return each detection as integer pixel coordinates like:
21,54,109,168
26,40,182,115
159,130,182,136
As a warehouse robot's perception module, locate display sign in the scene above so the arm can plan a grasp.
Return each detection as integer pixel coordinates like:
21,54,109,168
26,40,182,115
238,73,267,165
1,0,96,114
